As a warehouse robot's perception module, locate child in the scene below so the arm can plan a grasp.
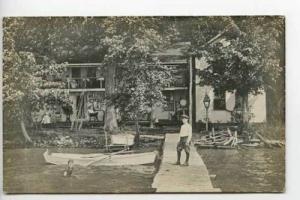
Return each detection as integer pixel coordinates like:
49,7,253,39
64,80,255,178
41,110,51,128
63,159,74,177
175,114,192,166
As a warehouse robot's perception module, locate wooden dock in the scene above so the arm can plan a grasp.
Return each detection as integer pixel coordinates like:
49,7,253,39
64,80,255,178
152,134,221,193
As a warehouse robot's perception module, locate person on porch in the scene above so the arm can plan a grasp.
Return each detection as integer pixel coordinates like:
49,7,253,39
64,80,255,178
41,110,51,128
87,99,98,121
175,114,192,166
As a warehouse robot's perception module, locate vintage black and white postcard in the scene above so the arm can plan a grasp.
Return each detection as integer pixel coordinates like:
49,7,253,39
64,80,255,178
2,15,285,194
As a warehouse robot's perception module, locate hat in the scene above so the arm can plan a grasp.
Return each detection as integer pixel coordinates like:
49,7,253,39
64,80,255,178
181,114,189,119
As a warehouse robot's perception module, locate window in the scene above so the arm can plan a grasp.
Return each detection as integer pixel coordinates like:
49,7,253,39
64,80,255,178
164,92,175,111
87,67,102,88
71,68,81,78
213,89,226,110
87,67,97,78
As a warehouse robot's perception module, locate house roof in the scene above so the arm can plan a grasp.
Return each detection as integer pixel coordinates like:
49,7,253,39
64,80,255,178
152,42,191,57
65,42,191,66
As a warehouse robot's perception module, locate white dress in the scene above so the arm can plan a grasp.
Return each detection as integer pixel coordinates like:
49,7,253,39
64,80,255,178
42,113,51,124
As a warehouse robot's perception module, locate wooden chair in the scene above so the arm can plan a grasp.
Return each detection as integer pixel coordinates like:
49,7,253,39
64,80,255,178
89,111,99,121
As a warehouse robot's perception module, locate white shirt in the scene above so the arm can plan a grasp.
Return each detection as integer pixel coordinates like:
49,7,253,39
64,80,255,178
179,123,192,142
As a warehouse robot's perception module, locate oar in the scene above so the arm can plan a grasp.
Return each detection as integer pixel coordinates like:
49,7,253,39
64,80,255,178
81,150,134,158
80,154,105,159
83,149,128,167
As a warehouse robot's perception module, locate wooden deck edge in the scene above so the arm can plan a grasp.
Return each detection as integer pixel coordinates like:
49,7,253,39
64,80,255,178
152,134,222,193
154,187,222,193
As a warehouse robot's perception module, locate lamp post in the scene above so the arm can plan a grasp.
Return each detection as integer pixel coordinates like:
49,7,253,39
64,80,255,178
180,99,187,115
203,93,211,131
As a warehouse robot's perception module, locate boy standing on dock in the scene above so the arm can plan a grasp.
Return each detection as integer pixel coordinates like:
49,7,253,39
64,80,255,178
175,114,192,166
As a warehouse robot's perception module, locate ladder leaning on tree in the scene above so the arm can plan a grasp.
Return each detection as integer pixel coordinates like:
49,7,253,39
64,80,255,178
70,91,85,131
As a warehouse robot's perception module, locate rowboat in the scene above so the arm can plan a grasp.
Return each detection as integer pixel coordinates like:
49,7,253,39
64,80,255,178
43,149,157,166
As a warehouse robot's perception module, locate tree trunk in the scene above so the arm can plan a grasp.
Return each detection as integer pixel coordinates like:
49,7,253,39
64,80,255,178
241,93,249,124
20,120,32,143
240,93,249,134
104,106,118,132
135,118,140,146
150,107,154,128
104,65,118,134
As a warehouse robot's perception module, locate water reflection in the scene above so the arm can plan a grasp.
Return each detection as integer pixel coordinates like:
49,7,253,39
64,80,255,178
198,148,285,192
3,147,285,193
3,148,156,193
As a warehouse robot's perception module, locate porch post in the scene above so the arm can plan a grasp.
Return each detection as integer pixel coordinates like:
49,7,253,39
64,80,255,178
189,56,193,128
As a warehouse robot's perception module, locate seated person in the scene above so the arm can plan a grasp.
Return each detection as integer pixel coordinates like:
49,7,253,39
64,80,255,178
41,110,51,128
87,100,98,121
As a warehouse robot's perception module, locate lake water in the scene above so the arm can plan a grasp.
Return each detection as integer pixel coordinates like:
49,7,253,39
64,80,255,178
3,147,285,193
3,148,156,193
197,147,285,192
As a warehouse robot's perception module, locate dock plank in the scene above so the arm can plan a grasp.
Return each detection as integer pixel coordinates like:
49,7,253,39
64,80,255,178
152,134,221,192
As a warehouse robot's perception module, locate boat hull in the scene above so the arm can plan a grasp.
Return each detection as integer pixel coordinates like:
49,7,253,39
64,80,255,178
43,150,157,166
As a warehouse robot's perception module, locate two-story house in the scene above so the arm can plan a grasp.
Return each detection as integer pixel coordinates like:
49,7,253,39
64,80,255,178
45,42,267,128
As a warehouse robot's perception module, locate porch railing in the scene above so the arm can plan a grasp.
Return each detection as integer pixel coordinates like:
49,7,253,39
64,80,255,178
165,79,187,88
67,78,105,89
66,77,186,89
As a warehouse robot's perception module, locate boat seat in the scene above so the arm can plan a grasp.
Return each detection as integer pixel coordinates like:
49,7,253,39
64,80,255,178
105,144,131,152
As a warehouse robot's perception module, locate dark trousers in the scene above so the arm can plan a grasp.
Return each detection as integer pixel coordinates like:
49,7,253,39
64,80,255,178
176,136,190,163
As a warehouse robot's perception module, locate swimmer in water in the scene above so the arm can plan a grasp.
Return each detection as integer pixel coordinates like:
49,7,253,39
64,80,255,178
63,159,74,177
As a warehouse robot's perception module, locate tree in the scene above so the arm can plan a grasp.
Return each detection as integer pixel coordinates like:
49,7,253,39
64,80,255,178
8,17,177,135
13,17,107,63
3,17,109,140
192,16,284,128
101,17,176,135
3,18,71,142
113,61,172,144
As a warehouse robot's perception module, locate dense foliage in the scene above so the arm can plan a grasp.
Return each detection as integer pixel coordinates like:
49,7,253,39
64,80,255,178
195,17,284,94
3,18,71,138
101,17,174,136
3,17,285,139
189,17,284,124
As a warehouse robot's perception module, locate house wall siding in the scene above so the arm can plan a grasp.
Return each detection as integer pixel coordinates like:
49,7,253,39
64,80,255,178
36,60,267,124
248,91,267,123
195,58,266,123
